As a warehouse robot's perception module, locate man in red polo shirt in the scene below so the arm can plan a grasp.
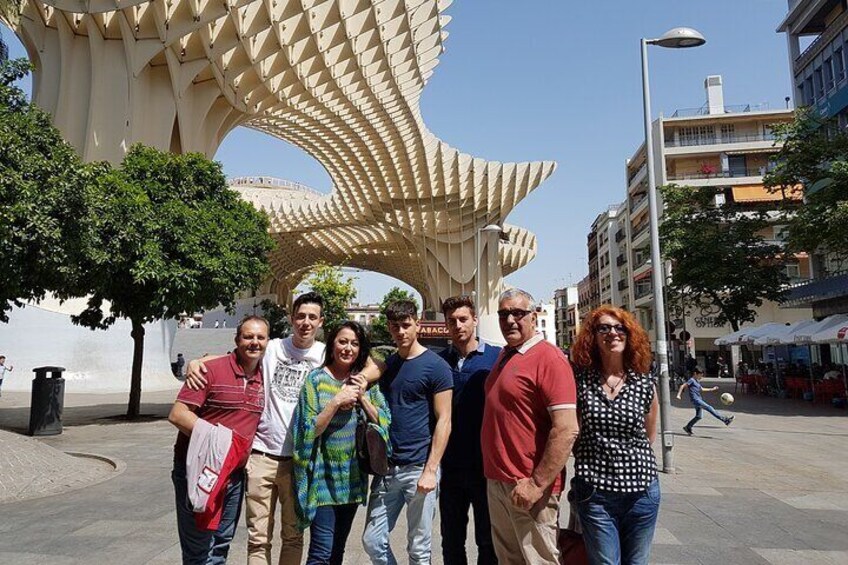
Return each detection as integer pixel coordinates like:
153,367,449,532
481,289,579,565
169,315,269,564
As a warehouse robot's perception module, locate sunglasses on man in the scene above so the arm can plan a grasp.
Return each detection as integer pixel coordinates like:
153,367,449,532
497,308,532,320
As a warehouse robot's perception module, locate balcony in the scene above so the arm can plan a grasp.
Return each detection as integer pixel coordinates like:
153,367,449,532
666,166,769,182
627,163,647,185
794,8,848,74
634,283,653,300
615,229,625,243
669,103,770,119
618,279,629,291
629,194,648,214
664,132,776,148
631,222,649,241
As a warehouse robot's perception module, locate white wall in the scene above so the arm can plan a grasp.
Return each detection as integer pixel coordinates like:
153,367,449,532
0,303,180,393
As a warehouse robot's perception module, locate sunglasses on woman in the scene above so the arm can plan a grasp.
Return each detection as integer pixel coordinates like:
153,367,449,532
596,323,628,335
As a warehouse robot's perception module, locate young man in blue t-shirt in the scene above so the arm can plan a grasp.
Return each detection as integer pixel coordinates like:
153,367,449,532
362,300,453,565
437,295,500,565
677,367,734,435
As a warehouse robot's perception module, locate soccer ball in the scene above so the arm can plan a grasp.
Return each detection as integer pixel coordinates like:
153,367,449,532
720,392,734,406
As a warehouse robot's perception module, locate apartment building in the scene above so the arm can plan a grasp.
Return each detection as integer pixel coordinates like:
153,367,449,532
554,286,580,348
577,274,594,322
780,0,848,125
617,76,812,365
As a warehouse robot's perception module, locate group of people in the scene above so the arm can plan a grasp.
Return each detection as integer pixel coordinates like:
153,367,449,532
168,289,666,565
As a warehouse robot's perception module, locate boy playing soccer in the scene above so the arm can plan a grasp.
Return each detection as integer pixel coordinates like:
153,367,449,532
677,367,734,435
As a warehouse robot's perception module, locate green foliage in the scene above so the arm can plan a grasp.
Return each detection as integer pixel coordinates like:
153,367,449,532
75,145,275,416
765,108,848,268
74,145,275,329
302,263,357,335
659,184,788,332
0,59,90,322
369,286,419,343
259,298,291,339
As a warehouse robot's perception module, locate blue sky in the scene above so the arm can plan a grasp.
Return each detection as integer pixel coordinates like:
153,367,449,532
2,1,794,305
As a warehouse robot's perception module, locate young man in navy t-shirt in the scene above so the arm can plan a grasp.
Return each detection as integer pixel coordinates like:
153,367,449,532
362,300,453,565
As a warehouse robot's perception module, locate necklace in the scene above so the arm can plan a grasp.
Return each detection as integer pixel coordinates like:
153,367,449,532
604,373,626,394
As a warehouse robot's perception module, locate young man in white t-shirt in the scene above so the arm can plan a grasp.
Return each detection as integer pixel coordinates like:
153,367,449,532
0,355,13,397
187,292,325,564
187,292,379,564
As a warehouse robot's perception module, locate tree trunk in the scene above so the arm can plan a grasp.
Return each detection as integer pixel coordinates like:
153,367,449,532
128,319,145,418
730,319,739,332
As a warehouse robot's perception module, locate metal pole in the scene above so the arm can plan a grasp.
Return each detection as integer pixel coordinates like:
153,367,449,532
641,38,674,473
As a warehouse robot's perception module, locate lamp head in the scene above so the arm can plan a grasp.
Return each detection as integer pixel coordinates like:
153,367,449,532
650,27,706,49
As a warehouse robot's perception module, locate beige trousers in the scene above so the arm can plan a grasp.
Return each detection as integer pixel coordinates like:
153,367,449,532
487,479,561,565
245,452,303,565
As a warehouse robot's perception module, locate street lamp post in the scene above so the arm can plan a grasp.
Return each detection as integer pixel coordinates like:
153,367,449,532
641,27,706,474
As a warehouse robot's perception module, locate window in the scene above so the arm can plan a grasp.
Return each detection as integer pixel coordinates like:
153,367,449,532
804,76,815,105
835,47,845,83
814,67,823,100
784,263,801,281
824,57,835,91
720,124,735,142
728,155,748,177
679,126,716,146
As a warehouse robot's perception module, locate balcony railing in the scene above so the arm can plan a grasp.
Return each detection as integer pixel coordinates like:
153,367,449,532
627,163,647,185
631,223,649,240
664,131,776,148
795,8,848,74
669,103,770,118
634,283,653,300
666,166,770,181
630,194,648,212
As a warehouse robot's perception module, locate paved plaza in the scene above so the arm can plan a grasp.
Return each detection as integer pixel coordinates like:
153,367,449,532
0,378,846,564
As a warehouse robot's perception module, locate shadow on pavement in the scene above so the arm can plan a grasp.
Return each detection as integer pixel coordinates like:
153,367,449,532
0,403,172,435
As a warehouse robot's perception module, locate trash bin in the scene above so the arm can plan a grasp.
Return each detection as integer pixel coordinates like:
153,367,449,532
29,366,66,436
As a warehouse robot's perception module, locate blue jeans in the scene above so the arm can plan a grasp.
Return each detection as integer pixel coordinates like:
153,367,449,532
306,503,359,565
439,473,497,565
172,460,245,565
362,464,440,565
686,398,727,429
573,477,660,565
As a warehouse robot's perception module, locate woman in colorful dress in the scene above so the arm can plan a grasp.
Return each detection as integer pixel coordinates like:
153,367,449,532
569,305,660,565
292,321,390,565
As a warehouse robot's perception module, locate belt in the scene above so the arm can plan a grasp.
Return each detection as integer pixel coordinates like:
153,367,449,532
251,449,292,461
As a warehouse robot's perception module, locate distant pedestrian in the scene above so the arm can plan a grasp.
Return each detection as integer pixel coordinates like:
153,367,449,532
215,320,221,329
677,367,734,435
222,320,227,329
176,353,186,380
0,355,12,397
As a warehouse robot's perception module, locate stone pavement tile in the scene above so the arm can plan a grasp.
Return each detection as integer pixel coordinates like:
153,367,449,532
753,548,848,564
653,526,682,545
652,544,772,565
0,552,80,565
762,490,848,511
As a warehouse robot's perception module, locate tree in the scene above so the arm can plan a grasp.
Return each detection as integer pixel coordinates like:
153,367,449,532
302,263,357,335
74,145,275,418
369,287,419,344
659,184,788,332
0,60,89,321
259,298,291,339
765,108,848,270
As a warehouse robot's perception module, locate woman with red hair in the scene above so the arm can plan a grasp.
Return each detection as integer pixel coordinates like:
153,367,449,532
569,305,660,565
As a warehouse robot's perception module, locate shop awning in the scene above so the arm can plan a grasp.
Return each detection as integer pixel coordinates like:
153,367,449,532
808,314,848,343
753,320,818,345
794,314,848,343
731,184,802,203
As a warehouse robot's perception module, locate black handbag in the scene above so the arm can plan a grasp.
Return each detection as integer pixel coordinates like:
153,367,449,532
355,404,389,476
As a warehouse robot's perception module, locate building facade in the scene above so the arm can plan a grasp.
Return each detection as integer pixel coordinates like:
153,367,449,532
780,0,848,124
590,76,814,369
554,286,580,349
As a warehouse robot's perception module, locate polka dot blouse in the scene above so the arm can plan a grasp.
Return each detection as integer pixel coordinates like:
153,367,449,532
573,368,658,493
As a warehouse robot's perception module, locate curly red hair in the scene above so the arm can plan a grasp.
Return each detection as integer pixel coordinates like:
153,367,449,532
570,305,652,374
